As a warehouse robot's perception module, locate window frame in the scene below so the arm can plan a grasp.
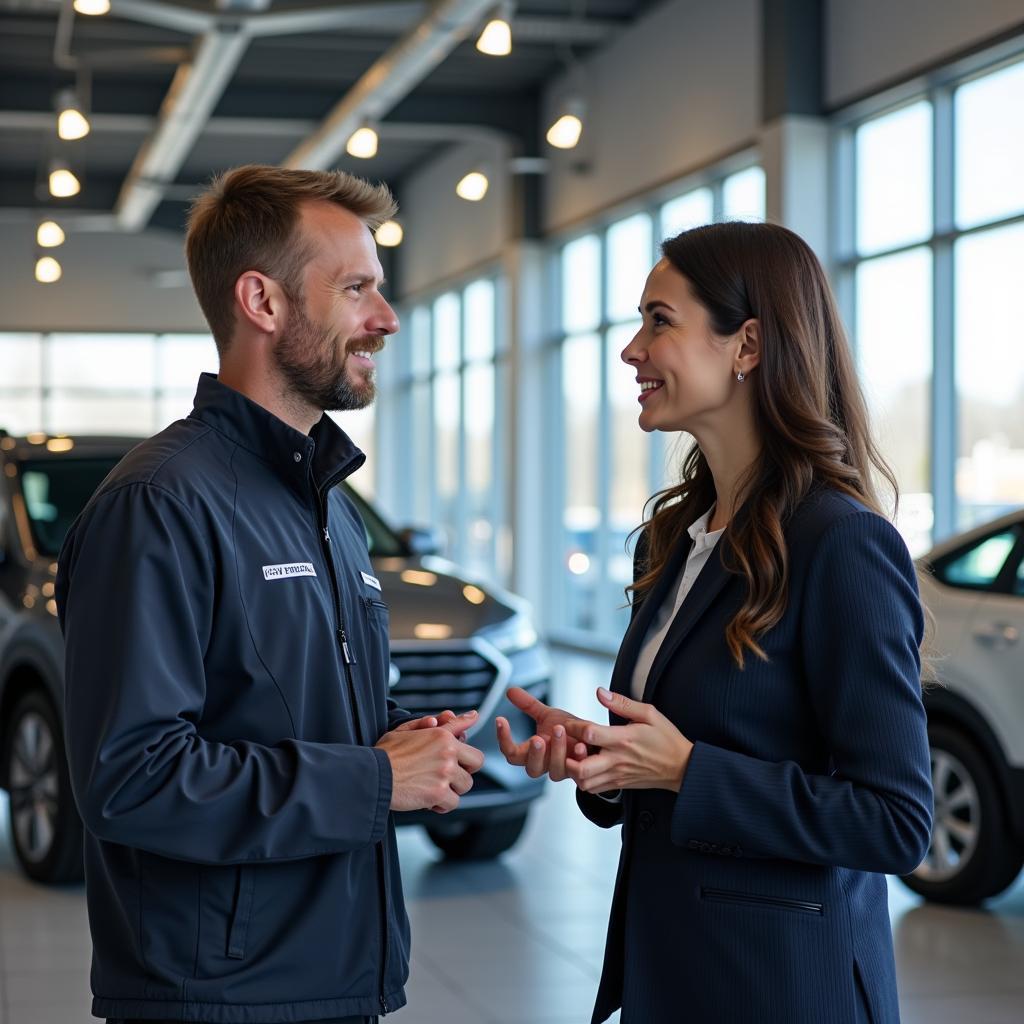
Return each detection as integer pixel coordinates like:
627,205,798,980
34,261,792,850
832,39,1024,547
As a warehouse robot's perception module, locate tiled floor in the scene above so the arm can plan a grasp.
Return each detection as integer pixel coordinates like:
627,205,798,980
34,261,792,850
1,650,1023,1023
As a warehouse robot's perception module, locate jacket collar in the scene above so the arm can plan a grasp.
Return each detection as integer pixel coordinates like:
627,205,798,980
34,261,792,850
189,373,365,496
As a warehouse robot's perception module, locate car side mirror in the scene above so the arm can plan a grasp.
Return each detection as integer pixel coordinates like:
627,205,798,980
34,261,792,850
398,525,445,557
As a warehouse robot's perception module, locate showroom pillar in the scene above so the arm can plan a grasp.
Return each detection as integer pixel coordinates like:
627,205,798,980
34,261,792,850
759,0,830,260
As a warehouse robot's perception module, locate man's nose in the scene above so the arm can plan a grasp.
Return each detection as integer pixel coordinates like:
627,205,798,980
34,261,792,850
369,296,399,336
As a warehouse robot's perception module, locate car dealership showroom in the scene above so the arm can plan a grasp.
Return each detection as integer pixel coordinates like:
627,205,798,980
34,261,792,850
1,1,1024,1022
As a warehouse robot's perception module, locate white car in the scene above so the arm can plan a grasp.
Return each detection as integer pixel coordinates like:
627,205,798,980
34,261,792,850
903,510,1024,905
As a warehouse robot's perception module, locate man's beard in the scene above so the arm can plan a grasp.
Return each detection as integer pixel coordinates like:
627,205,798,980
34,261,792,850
273,299,379,413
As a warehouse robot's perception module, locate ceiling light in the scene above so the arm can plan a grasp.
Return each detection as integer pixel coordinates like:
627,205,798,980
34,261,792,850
346,125,378,159
546,98,586,149
49,162,81,198
37,221,65,247
476,4,513,57
456,171,489,202
57,90,90,140
35,256,62,284
73,0,111,13
375,220,403,247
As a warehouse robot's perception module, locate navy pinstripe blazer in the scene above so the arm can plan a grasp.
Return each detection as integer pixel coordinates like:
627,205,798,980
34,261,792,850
578,488,933,1024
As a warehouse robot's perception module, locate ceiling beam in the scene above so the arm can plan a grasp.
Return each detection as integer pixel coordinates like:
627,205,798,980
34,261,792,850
283,0,495,170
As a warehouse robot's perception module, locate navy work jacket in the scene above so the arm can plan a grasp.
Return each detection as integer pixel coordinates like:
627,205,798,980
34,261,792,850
56,373,413,1022
579,489,933,1024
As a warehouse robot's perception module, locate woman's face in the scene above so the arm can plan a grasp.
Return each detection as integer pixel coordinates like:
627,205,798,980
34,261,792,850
621,259,743,435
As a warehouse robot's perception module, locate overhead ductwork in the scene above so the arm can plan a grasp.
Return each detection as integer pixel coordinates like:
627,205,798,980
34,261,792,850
283,0,494,171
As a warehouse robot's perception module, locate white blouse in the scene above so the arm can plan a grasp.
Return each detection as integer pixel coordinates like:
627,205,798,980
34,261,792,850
629,507,725,701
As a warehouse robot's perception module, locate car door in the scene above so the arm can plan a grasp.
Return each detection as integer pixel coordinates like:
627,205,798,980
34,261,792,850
935,525,1024,771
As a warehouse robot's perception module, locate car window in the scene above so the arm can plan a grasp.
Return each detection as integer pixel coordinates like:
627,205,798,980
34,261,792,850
938,530,1017,589
341,484,405,558
19,458,121,557
1015,556,1024,597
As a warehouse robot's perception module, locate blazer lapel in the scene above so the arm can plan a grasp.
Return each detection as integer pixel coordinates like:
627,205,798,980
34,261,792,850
641,543,736,703
608,535,693,710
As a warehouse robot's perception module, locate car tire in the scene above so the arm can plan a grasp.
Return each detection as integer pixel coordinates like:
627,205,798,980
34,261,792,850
4,690,84,884
426,812,529,860
901,723,1023,906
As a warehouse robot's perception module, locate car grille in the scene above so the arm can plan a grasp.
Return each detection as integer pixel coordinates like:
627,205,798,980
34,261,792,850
389,645,498,715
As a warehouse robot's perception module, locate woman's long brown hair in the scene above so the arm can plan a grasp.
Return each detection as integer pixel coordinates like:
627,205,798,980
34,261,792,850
629,221,899,667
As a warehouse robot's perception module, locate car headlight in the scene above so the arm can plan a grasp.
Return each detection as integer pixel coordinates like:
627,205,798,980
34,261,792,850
479,612,538,655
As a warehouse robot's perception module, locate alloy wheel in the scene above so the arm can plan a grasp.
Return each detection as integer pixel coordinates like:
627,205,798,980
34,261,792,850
914,748,981,882
8,710,60,864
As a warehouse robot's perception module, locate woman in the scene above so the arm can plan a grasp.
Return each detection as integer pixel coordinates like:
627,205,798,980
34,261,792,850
497,221,933,1024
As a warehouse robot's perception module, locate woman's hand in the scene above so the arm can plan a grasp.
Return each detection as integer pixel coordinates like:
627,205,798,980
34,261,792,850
564,687,694,793
496,687,590,782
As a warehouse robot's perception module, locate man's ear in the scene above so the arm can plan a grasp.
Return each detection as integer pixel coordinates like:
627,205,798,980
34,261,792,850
234,271,287,336
736,317,761,374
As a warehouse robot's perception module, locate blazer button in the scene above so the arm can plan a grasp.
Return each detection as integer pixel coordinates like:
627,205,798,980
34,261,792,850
638,811,655,832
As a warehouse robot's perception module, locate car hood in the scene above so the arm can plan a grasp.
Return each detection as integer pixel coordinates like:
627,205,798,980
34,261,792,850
369,554,521,641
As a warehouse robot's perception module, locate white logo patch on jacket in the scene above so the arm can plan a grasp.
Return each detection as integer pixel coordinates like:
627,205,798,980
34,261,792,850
263,562,317,580
360,571,382,591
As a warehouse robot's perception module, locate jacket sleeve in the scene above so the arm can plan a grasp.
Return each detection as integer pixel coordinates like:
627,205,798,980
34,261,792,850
670,510,933,875
57,482,392,865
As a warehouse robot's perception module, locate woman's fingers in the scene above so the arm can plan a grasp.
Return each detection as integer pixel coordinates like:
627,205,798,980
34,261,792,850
548,725,568,782
525,735,548,778
495,718,529,765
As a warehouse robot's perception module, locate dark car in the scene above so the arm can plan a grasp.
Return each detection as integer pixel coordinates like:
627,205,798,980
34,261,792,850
0,431,549,883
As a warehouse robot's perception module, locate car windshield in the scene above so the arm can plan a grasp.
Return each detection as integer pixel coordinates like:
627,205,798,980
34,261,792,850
16,457,405,560
343,484,405,558
19,457,121,557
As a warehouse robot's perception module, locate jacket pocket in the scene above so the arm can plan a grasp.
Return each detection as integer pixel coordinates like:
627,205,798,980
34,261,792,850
700,886,824,916
226,864,256,960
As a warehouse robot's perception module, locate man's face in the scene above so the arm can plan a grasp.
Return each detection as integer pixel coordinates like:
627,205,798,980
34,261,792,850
273,201,399,413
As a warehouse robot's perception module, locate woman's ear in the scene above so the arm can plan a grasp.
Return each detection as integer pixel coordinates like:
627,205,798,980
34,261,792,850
736,318,761,375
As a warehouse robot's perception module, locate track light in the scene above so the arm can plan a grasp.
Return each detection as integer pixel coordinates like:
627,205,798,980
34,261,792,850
35,256,63,284
346,125,378,159
37,221,65,247
73,0,111,13
375,220,403,247
49,161,81,198
546,97,585,149
477,4,513,56
56,89,90,141
456,171,489,201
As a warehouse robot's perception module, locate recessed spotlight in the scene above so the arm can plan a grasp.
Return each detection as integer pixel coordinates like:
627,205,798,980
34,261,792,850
375,220,403,247
37,221,65,247
346,125,378,159
456,171,489,201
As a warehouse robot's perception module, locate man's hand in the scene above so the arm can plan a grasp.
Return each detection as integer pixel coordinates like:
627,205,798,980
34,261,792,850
392,709,468,733
376,714,485,813
563,687,693,793
495,686,589,782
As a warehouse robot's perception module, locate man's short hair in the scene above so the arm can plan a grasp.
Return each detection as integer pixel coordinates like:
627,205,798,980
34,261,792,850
185,164,397,354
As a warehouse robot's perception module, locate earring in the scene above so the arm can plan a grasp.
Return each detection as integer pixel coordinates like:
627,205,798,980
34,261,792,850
736,371,745,382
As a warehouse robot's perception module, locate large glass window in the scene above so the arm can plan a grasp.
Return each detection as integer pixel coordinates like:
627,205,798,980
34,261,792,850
377,275,505,583
0,332,216,437
838,51,1024,551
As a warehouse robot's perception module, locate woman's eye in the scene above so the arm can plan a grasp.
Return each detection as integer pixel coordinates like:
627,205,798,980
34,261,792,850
652,313,668,326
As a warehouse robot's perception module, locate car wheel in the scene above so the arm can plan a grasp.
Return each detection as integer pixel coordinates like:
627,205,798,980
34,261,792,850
4,690,84,884
901,723,1022,905
426,812,529,860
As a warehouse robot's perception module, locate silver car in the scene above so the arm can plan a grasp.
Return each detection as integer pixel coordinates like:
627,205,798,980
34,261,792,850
903,510,1024,904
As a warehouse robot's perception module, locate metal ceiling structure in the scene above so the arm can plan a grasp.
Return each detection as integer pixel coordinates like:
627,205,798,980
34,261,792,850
0,0,657,234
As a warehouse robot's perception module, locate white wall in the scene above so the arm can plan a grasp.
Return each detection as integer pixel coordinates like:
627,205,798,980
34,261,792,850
397,136,512,298
542,0,761,234
826,0,1024,107
0,224,206,333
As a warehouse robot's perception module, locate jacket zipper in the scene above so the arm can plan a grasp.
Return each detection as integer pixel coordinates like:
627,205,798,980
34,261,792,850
314,476,390,1013
700,886,824,915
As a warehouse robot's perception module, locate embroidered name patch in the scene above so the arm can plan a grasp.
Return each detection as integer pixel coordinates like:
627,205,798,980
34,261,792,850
263,562,317,580
360,571,382,591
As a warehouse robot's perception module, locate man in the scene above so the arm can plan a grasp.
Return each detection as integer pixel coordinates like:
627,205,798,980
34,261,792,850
56,165,484,1024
